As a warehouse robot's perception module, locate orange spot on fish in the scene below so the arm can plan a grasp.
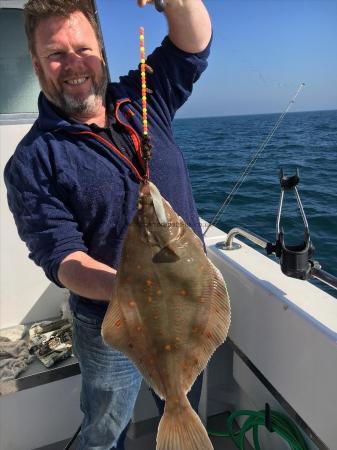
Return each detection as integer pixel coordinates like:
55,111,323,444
180,289,187,296
207,332,212,339
156,289,162,295
128,300,136,307
147,296,153,303
146,279,153,286
153,315,159,320
115,320,122,328
136,326,142,332
165,344,172,351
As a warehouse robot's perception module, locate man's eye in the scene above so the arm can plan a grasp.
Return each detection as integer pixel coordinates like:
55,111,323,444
48,52,62,60
79,48,91,54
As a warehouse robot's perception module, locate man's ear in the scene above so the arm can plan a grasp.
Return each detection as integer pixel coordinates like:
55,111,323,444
100,48,106,66
31,54,40,76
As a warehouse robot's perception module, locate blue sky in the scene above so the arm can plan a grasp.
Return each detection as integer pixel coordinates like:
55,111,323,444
97,0,337,118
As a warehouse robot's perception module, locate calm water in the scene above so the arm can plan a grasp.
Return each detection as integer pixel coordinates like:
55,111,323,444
173,110,337,298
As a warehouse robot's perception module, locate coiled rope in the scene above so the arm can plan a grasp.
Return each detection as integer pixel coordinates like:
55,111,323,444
208,408,308,450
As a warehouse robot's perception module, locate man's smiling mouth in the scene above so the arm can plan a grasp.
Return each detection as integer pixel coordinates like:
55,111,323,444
65,77,89,85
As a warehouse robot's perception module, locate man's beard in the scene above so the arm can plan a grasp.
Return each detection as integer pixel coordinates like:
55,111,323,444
38,64,108,116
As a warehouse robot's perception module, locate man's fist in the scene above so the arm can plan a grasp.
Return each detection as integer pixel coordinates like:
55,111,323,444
138,0,166,12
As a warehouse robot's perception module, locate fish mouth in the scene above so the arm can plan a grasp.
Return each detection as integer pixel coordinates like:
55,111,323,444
139,182,151,196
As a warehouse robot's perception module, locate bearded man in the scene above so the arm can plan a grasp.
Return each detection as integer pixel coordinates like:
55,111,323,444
4,0,212,448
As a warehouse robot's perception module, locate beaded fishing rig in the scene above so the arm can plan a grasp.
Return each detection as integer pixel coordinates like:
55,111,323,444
139,27,152,181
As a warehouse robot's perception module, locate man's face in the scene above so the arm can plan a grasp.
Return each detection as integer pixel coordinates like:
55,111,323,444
32,11,108,116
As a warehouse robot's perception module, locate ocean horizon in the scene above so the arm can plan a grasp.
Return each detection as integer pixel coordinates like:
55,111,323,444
175,108,337,121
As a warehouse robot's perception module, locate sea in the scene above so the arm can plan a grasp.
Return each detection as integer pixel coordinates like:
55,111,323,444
173,109,337,299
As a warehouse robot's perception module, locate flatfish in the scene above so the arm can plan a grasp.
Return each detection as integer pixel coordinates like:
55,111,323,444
102,181,230,450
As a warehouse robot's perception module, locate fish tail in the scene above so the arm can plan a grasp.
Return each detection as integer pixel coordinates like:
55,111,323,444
156,396,213,450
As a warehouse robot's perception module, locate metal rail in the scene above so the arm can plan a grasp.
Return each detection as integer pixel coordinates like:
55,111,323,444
217,227,269,251
216,227,337,291
311,267,337,291
0,355,80,396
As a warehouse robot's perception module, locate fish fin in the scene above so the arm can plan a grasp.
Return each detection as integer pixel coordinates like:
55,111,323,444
102,296,167,398
101,300,127,351
202,262,231,345
152,246,180,263
156,397,213,450
182,261,231,392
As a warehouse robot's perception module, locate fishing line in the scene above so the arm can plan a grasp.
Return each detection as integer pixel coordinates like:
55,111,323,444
203,82,305,237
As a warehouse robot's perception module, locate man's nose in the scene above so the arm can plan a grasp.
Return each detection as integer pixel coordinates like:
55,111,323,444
63,52,83,70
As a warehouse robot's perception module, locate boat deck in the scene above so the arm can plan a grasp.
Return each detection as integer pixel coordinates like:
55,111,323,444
36,412,253,450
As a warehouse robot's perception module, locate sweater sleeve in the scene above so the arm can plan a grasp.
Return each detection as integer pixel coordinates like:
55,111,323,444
4,142,88,287
119,35,211,123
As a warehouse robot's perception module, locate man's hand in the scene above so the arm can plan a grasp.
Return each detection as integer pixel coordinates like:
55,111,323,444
139,0,167,11
137,0,212,54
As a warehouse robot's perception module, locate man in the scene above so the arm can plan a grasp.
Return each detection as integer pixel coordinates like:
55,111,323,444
4,0,212,448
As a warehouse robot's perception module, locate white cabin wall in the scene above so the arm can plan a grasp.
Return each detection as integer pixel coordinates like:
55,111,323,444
0,376,82,450
1,123,67,328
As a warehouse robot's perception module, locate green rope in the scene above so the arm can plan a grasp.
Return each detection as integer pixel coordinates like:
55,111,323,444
207,409,309,450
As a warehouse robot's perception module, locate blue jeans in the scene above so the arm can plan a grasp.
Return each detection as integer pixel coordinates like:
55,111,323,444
72,311,203,449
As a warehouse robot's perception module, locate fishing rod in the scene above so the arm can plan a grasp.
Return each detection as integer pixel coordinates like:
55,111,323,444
203,82,306,237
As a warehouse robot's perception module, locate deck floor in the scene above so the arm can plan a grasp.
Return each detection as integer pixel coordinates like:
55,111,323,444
37,412,253,450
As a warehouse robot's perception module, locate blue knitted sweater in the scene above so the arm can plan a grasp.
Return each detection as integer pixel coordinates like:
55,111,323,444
4,36,210,318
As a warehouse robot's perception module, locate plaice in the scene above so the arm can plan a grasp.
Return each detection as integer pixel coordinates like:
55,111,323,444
102,181,231,450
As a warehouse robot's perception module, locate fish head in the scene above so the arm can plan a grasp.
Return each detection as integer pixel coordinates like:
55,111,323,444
135,182,183,261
